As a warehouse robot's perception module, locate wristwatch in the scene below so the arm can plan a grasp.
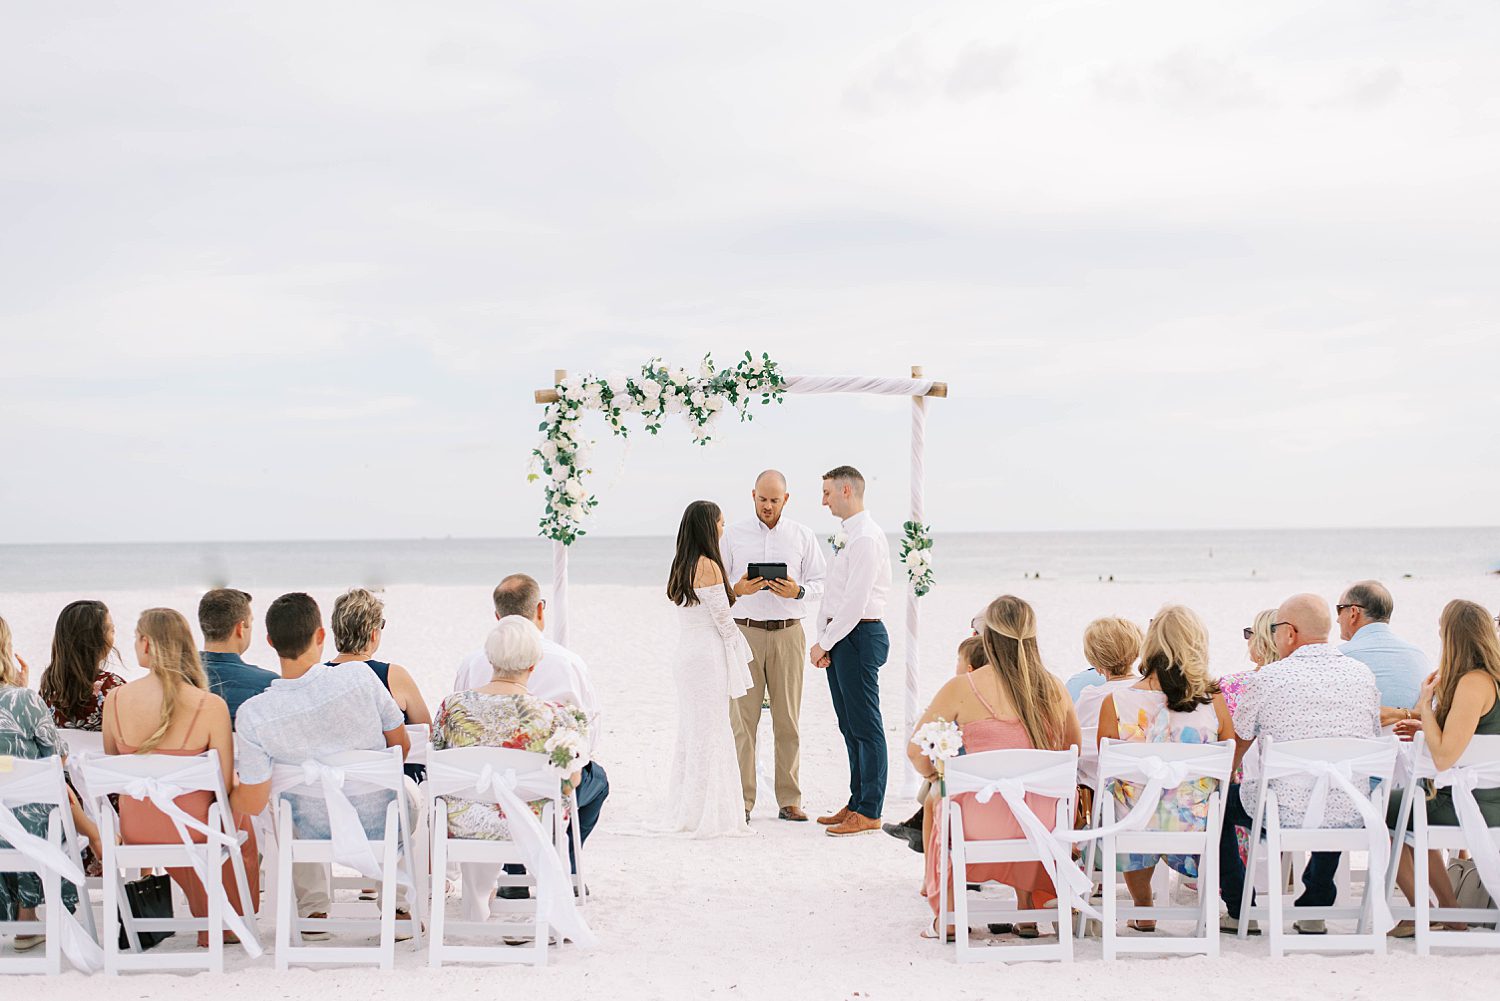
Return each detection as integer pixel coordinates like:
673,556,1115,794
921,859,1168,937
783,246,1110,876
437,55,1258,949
796,586,806,600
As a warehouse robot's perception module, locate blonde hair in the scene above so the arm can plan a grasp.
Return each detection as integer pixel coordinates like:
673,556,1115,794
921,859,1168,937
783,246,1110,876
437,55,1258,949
1082,617,1143,679
1248,608,1280,667
1140,605,1216,712
134,608,208,754
1434,599,1500,726
978,595,1066,750
0,615,19,687
331,588,384,654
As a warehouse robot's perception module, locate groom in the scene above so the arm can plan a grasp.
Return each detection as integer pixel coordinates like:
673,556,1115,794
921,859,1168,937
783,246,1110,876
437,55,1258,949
810,465,892,837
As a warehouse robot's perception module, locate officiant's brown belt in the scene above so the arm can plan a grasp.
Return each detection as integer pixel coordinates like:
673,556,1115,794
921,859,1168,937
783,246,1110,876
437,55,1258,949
735,618,801,631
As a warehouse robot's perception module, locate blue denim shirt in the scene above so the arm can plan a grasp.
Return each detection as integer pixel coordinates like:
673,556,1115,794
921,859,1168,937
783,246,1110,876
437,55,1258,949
200,650,279,724
1340,622,1428,710
1065,668,1107,701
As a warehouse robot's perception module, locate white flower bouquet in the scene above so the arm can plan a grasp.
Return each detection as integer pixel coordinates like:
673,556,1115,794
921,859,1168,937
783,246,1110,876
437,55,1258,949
911,717,963,789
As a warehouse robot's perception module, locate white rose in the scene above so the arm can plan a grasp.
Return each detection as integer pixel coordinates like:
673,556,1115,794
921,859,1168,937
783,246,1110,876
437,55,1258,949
903,549,923,569
565,480,587,502
834,531,849,548
665,395,684,414
706,395,724,412
606,373,628,395
560,375,583,398
918,549,933,566
583,386,603,409
690,390,706,407
671,367,689,385
641,379,661,399
551,464,570,483
540,441,558,461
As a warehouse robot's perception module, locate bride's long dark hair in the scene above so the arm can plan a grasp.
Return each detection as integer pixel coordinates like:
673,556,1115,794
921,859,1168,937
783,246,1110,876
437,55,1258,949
667,500,735,608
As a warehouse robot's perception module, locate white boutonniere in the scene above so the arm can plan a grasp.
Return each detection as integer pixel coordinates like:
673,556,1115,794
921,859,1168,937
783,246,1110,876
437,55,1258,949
828,531,849,554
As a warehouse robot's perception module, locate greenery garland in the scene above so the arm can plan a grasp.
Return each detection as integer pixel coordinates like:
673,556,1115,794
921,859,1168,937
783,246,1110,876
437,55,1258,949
900,520,935,597
529,352,788,544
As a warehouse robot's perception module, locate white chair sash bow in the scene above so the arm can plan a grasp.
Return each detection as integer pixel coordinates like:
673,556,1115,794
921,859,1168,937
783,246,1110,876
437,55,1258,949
1427,756,1500,909
82,755,264,957
270,758,410,889
0,764,104,972
427,761,597,948
1261,745,1397,933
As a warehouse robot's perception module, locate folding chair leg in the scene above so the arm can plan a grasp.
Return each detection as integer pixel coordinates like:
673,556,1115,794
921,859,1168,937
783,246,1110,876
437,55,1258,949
1102,833,1118,961
429,826,448,967
1415,836,1431,957
1266,804,1284,959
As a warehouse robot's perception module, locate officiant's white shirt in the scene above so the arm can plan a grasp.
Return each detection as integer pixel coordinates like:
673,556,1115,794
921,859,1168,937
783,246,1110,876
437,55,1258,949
720,515,827,621
452,635,601,752
818,510,891,650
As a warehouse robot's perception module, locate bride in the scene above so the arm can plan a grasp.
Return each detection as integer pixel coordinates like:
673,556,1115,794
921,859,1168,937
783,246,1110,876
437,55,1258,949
661,500,754,837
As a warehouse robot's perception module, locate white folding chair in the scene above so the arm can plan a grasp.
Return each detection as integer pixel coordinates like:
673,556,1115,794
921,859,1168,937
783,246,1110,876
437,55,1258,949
426,746,595,967
269,746,426,970
938,748,1080,963
55,729,133,949
0,756,102,974
81,749,263,974
405,725,431,769
1093,739,1233,959
1388,732,1500,954
1236,735,1399,956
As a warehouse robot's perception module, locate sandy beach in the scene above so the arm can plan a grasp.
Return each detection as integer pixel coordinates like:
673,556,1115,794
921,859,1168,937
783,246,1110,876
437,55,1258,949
3,573,1497,997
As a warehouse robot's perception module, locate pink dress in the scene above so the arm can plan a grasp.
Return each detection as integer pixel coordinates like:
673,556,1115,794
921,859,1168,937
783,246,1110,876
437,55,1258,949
923,673,1058,916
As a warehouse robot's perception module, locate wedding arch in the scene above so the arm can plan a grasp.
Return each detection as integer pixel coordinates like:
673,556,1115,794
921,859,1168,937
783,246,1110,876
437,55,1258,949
528,354,949,748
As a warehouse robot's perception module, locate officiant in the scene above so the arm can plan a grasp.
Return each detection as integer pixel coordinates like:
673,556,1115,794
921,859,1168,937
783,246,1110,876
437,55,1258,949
721,469,827,823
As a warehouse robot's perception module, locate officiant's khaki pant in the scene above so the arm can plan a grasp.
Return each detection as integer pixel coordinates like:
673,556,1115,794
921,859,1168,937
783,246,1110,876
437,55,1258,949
730,621,805,812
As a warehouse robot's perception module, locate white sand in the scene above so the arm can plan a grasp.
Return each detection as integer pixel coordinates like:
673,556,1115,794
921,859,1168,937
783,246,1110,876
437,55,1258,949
4,575,1497,996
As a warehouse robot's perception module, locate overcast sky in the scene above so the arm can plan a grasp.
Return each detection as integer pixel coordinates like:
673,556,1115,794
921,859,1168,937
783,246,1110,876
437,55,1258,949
2,1,1497,544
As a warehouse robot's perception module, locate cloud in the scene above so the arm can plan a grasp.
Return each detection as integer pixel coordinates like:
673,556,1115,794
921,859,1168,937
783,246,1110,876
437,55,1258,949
1326,64,1403,109
843,34,1018,114
1094,49,1273,111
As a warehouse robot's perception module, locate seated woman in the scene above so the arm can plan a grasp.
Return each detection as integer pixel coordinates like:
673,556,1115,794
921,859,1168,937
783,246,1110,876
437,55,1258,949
1097,605,1233,931
1073,616,1145,731
0,615,102,953
327,588,431,781
431,615,588,906
1387,598,1500,937
909,595,1081,940
40,599,126,732
103,608,258,947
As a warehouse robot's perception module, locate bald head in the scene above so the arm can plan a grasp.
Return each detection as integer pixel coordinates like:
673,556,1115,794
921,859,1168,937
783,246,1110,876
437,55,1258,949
751,469,790,528
1274,592,1332,657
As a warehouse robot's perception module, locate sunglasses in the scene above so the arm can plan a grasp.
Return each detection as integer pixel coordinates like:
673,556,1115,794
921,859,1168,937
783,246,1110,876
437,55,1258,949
1269,621,1292,634
1335,603,1364,614
1242,627,1254,640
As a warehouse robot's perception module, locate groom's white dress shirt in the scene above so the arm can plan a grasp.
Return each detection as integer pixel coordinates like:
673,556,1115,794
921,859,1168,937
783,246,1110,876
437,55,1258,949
720,515,827,621
817,510,891,650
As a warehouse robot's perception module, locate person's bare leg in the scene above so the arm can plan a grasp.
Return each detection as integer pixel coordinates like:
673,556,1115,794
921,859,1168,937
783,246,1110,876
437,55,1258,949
1395,845,1417,904
1123,867,1157,929
1428,851,1467,929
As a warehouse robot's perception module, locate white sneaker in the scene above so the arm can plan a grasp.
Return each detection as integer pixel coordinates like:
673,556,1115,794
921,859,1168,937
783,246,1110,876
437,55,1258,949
1294,919,1327,935
1220,914,1260,934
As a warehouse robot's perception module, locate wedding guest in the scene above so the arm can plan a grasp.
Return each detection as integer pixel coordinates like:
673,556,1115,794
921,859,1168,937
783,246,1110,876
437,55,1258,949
433,615,590,913
231,593,409,931
1073,617,1145,732
1097,606,1233,931
103,608,258,947
812,466,893,837
1217,607,1280,863
40,599,125,731
198,588,276,725
452,573,608,862
1338,580,1430,726
1387,599,1500,937
328,587,431,781
722,469,827,823
909,595,1081,939
1217,593,1381,934
0,615,101,952
883,636,988,851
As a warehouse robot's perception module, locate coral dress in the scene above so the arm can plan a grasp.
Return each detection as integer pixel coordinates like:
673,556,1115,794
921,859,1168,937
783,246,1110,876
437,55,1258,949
110,692,259,921
924,673,1058,916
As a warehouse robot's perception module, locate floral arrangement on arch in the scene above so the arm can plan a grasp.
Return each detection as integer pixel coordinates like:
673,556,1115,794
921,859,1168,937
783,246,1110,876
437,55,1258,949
900,520,935,597
529,352,788,544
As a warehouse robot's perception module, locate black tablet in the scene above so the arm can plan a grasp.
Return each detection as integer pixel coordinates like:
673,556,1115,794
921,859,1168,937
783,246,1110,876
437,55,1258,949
747,562,789,582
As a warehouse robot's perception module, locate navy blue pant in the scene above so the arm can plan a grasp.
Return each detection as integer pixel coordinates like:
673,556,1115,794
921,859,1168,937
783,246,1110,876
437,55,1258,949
1218,783,1340,918
506,760,609,875
826,621,890,819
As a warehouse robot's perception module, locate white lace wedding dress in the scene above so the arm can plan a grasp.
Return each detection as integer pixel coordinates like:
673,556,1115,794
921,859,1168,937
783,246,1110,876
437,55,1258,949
660,585,755,838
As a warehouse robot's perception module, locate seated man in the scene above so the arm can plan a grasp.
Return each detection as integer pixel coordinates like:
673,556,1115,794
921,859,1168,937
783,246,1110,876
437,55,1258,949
198,588,277,725
1337,579,1429,726
454,573,607,871
231,592,410,930
1218,593,1381,934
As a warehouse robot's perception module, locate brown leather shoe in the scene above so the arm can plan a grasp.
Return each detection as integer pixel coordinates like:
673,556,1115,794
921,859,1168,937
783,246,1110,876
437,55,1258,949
817,806,852,826
778,805,809,822
827,812,881,836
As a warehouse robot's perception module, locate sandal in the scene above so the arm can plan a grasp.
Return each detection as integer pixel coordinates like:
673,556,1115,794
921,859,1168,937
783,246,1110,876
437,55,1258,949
921,919,957,942
12,934,45,953
1014,922,1040,939
1127,920,1157,933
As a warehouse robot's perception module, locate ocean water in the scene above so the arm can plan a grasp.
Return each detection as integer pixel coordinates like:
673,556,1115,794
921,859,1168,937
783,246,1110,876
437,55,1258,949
0,526,1495,593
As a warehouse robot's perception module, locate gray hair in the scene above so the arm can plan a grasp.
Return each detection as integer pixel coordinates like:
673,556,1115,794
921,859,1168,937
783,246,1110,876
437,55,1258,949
484,615,544,679
1343,580,1393,622
493,573,542,619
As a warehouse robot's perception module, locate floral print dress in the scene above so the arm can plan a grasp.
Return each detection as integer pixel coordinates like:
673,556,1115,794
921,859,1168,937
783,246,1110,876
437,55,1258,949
45,670,126,731
1107,687,1222,877
431,690,589,841
0,685,80,920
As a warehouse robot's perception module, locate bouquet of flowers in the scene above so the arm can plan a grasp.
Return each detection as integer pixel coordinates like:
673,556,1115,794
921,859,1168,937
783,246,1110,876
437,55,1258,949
910,718,963,791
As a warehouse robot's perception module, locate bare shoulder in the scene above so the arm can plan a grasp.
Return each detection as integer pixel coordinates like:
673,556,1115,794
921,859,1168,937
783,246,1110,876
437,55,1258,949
693,556,724,586
1456,670,1498,704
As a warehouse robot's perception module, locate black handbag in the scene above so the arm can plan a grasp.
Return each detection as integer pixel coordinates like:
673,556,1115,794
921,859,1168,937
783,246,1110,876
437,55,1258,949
118,873,175,950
